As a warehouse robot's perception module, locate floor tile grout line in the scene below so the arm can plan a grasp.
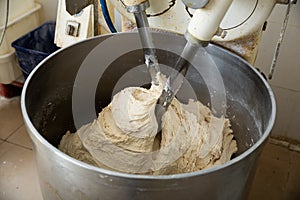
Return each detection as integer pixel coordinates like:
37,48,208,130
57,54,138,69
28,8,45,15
269,137,300,153
3,140,33,151
1,122,33,151
3,123,25,141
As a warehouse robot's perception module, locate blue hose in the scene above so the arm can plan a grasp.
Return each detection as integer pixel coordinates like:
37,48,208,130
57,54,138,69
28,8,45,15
100,0,117,33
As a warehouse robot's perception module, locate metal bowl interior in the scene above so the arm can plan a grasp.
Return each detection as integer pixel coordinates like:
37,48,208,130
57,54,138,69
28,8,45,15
21,31,275,199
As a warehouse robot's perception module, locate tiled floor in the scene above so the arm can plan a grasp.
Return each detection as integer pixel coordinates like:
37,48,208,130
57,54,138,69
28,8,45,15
248,139,300,200
0,97,42,200
0,97,299,200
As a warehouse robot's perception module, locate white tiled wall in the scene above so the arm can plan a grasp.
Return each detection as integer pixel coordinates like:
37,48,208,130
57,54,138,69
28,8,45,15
256,3,300,141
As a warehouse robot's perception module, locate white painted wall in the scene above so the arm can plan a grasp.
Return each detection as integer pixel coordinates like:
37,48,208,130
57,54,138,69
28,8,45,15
255,3,300,141
34,0,58,22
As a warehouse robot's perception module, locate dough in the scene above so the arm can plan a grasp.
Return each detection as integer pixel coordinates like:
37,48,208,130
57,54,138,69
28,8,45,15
59,73,237,175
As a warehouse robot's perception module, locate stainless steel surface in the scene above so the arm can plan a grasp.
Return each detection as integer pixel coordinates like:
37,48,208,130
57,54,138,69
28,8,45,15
126,0,149,12
133,10,160,85
125,0,160,85
65,0,92,15
158,40,199,109
182,0,209,9
157,32,208,110
21,31,276,200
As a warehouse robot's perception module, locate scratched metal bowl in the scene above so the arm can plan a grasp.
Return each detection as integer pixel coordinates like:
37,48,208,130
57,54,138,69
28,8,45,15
21,31,275,200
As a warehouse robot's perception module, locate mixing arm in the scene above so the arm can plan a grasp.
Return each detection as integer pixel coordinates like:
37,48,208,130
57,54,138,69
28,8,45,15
122,0,160,85
117,0,236,117
158,0,234,110
185,0,233,45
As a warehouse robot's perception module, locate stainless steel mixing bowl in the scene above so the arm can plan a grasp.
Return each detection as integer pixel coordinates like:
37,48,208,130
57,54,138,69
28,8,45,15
21,31,275,200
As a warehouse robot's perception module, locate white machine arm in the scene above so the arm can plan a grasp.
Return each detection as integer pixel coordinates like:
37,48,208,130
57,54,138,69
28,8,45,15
186,0,233,43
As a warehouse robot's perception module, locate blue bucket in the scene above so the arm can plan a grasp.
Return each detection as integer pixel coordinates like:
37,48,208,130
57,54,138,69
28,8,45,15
11,21,60,79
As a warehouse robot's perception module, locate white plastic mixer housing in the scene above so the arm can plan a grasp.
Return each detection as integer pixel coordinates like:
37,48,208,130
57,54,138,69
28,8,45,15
113,0,278,63
54,0,293,63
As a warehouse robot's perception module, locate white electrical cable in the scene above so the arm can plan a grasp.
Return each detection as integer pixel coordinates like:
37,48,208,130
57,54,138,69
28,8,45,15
0,0,9,47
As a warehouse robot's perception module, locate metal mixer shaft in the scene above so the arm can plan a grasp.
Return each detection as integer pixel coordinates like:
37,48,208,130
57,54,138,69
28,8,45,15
125,0,160,85
124,0,233,116
124,0,201,110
